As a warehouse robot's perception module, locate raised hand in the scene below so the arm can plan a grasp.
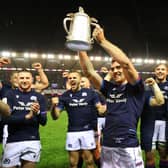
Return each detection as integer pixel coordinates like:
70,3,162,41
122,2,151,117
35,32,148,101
145,77,156,86
0,57,11,67
92,26,105,43
32,62,42,70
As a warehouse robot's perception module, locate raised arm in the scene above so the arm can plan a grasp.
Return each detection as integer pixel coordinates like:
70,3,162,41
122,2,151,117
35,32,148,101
145,77,165,106
92,26,139,84
0,57,11,90
32,62,49,91
78,51,103,90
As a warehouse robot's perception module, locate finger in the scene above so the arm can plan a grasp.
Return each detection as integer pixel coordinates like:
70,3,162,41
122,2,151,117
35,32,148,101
96,24,100,28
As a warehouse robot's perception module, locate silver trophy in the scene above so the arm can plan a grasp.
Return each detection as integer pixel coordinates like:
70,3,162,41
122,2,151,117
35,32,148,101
63,7,100,51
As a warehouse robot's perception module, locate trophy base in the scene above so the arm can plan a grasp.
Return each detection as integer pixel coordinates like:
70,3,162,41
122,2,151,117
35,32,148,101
65,40,92,51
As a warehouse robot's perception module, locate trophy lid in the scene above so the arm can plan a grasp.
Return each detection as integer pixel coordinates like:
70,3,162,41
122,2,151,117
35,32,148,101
79,6,84,13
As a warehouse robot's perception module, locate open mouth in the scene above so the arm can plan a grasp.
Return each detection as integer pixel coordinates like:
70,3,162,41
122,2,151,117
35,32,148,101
157,73,164,78
71,82,76,88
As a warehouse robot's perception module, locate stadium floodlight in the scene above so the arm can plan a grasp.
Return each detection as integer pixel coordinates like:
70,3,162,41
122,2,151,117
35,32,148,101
144,59,148,64
136,58,143,64
148,59,154,64
131,58,136,63
64,55,71,60
104,57,109,62
1,51,10,57
160,60,166,64
94,56,102,61
47,54,54,59
74,55,79,60
58,54,64,59
11,52,16,57
90,56,94,61
41,54,47,59
24,53,29,58
30,53,38,58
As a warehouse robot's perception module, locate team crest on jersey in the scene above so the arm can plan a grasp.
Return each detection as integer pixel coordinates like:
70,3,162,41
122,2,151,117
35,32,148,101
82,92,87,96
30,96,37,102
164,86,168,91
16,95,19,99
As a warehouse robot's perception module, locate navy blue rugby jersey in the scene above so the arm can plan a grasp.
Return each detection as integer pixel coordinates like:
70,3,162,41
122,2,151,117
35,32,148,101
0,82,12,99
57,88,100,132
3,89,47,143
0,82,13,143
151,81,168,120
100,79,145,147
141,87,156,128
140,88,156,150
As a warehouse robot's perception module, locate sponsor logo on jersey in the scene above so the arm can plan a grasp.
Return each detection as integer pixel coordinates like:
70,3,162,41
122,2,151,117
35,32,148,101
107,93,127,103
69,98,88,107
13,101,34,111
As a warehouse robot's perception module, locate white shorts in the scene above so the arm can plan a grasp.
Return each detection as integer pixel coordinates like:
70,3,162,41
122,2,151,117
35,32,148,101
1,140,41,167
2,125,8,149
66,130,96,151
101,146,144,168
97,117,106,132
152,120,166,149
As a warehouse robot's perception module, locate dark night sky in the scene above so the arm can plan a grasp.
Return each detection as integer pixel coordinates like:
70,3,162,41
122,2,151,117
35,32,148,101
0,1,168,59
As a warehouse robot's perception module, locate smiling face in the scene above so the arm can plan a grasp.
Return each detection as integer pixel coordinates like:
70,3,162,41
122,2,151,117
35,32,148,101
80,77,91,88
110,61,126,84
68,72,81,92
154,64,168,83
18,71,33,92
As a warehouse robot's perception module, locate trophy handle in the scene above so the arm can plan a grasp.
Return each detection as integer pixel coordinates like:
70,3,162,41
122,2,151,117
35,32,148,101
63,17,73,34
90,21,100,43
90,17,99,28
